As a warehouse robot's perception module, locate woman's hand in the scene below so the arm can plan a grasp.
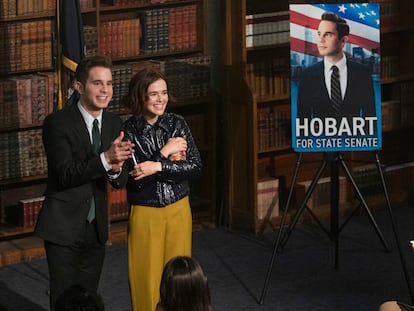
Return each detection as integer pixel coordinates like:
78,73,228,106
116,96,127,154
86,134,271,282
129,161,162,180
160,137,187,158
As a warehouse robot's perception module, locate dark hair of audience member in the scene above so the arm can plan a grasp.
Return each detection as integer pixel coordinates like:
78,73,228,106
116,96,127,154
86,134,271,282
156,256,212,311
54,284,104,311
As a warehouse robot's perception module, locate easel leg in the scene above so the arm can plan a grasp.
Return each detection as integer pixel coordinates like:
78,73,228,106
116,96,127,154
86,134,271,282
259,153,303,304
260,153,332,304
259,151,410,306
338,153,389,251
279,155,329,250
330,152,340,269
374,152,414,304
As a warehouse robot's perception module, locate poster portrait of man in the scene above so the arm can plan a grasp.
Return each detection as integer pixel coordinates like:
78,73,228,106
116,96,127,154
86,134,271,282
290,3,381,152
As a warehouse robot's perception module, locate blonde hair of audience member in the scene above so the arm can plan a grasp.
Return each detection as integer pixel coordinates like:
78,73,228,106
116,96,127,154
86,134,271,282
156,256,212,311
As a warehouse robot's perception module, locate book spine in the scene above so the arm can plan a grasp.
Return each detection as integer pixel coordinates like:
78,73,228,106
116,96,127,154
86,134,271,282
189,5,197,49
21,22,31,71
168,7,177,51
31,75,39,126
38,74,49,124
28,21,39,70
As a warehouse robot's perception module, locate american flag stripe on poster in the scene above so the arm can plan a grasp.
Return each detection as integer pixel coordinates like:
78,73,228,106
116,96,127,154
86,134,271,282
290,3,380,66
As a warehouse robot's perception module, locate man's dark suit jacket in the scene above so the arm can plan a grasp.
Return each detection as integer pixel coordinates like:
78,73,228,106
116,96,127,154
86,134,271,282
35,104,128,245
296,59,376,119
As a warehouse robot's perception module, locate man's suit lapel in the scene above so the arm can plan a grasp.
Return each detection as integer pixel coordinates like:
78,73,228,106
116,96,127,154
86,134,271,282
344,61,356,103
101,110,113,152
317,62,330,100
70,104,94,154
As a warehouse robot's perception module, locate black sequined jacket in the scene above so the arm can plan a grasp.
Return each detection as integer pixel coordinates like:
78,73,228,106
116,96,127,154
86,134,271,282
122,112,203,207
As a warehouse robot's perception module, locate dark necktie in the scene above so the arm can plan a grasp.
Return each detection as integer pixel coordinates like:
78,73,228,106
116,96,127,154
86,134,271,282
331,65,342,116
87,119,100,222
92,119,101,155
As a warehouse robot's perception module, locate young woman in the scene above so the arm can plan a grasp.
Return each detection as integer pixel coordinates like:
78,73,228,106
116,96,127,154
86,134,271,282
122,67,202,311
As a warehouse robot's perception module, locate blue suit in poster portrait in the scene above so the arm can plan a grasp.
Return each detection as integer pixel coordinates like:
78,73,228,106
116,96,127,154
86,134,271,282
296,59,375,119
293,57,381,152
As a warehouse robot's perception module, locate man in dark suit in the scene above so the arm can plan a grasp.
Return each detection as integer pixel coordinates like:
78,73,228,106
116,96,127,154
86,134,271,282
35,56,134,310
296,12,376,120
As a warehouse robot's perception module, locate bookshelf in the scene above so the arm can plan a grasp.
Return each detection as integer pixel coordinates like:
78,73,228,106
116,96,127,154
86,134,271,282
0,2,56,240
0,0,216,244
221,0,414,233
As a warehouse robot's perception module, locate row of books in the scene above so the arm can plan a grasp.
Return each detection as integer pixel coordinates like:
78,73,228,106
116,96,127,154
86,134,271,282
245,11,289,48
80,0,95,9
15,196,44,228
107,186,129,220
257,177,279,222
12,187,138,228
0,19,53,73
99,19,140,58
89,4,197,58
352,164,383,197
381,55,399,79
83,26,98,57
383,80,414,129
0,72,55,129
0,0,55,18
102,0,191,6
163,56,211,105
257,106,291,152
381,100,401,132
139,7,169,53
0,129,47,181
351,162,414,203
139,5,197,53
246,57,290,98
106,56,211,112
109,64,134,113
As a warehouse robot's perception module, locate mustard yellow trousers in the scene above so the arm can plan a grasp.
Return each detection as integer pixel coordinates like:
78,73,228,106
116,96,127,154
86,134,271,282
128,196,192,311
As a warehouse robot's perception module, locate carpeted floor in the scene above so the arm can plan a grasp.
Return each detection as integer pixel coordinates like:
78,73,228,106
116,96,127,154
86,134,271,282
1,205,414,311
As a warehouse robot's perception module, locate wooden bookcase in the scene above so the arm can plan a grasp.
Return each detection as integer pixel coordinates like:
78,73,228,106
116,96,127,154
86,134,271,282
0,0,216,244
221,0,414,233
0,2,56,240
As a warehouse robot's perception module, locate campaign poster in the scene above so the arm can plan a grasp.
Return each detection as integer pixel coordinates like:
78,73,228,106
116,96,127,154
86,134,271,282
290,3,381,152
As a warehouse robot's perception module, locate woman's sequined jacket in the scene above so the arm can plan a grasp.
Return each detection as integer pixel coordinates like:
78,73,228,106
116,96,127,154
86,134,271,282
122,112,203,207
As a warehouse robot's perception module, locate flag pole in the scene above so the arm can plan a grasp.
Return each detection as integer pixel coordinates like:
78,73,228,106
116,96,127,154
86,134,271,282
56,0,63,110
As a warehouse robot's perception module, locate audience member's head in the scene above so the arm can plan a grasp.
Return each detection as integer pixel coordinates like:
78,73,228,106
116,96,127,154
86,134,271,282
379,300,414,311
156,256,212,311
54,284,104,311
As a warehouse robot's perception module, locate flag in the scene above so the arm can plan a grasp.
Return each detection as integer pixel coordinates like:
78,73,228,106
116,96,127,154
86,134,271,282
60,0,85,72
290,3,380,67
57,0,85,108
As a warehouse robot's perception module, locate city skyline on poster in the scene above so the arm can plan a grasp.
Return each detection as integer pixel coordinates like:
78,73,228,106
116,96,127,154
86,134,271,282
290,3,382,152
